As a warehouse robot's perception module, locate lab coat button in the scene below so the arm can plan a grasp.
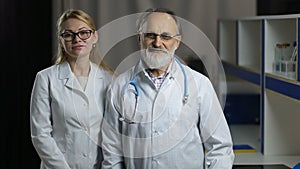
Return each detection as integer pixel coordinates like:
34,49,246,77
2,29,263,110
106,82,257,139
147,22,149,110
83,153,87,157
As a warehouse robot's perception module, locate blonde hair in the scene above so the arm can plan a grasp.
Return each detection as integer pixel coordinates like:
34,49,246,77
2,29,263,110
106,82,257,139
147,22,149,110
55,9,113,72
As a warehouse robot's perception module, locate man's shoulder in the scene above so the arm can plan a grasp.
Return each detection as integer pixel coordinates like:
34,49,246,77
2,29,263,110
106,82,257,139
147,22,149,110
185,65,209,81
111,68,134,84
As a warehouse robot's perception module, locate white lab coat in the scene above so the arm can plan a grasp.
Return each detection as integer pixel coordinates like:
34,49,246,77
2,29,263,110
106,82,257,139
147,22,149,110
102,60,234,169
30,61,112,169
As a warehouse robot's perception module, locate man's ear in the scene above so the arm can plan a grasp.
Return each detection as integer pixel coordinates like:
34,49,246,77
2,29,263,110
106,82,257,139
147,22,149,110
175,35,182,49
138,34,141,43
137,34,142,47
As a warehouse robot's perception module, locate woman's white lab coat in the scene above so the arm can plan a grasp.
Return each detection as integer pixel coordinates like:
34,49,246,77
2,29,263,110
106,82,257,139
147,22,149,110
102,60,234,169
30,61,111,169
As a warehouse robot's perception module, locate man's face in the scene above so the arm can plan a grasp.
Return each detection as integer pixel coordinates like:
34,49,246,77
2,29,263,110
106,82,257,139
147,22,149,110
140,12,180,51
139,12,181,69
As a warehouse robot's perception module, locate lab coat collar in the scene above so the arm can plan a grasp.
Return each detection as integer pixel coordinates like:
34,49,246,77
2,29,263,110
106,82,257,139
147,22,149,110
58,61,72,80
132,58,181,91
58,61,103,80
59,61,103,91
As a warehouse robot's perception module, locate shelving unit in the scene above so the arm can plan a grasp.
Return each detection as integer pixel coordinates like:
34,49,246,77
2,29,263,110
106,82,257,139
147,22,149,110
265,18,297,80
218,14,300,157
238,20,262,72
219,20,237,65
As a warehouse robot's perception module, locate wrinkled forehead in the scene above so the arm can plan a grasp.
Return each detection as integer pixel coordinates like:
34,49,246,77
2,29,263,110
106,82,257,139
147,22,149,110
140,12,178,35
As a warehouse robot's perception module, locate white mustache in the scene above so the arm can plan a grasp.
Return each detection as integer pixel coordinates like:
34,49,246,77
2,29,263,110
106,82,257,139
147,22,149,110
147,47,168,54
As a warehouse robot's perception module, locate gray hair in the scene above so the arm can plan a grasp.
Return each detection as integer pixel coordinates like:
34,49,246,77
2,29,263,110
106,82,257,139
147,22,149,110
136,8,182,35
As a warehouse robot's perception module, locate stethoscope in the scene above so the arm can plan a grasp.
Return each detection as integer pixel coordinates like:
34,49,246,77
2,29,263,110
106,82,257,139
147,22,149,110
119,57,189,123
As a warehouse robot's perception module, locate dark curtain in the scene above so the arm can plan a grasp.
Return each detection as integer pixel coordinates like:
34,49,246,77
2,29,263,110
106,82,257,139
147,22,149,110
0,0,52,168
257,0,300,15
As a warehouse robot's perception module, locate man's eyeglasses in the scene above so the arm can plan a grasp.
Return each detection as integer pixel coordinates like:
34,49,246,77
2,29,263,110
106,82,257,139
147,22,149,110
60,30,93,42
143,33,180,41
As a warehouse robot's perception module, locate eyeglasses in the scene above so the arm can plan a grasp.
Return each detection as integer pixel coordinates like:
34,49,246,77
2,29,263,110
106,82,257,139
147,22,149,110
60,30,93,42
143,32,180,41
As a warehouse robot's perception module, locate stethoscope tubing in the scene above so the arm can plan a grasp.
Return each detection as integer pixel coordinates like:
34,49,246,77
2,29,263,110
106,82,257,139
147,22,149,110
119,57,188,123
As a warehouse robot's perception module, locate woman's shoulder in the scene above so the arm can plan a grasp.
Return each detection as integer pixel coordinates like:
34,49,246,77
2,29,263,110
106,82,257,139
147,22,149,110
35,64,59,76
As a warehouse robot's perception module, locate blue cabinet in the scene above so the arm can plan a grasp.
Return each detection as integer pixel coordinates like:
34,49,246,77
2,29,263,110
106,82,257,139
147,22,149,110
224,94,260,124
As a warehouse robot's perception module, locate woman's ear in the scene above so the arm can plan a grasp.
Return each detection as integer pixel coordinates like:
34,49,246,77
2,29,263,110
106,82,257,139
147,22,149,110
93,30,98,44
58,37,64,50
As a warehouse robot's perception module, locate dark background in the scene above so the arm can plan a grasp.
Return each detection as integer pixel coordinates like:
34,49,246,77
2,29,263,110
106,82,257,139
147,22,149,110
1,0,300,168
1,0,52,168
257,0,300,15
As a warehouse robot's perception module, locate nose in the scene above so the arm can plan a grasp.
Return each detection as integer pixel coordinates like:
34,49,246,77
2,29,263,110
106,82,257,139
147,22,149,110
72,34,82,42
152,35,163,47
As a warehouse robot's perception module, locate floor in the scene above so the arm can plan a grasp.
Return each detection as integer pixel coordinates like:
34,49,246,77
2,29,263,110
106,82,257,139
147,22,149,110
230,124,300,168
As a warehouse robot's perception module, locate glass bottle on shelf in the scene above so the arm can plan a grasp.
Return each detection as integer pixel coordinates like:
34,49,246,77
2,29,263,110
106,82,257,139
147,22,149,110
273,42,296,79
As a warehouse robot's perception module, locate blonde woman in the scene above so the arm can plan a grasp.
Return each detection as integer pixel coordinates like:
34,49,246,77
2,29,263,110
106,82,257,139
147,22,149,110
30,9,112,169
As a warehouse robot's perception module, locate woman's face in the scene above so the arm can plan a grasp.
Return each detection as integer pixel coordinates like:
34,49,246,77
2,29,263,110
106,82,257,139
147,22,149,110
60,18,98,61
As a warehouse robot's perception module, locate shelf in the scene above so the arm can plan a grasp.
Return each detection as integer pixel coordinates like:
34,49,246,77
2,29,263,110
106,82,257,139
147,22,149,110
264,18,298,80
231,124,300,168
219,20,237,65
238,20,262,72
223,61,261,85
264,90,300,155
265,73,300,100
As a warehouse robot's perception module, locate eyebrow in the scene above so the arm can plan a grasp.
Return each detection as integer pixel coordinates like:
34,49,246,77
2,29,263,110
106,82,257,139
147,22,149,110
147,31,173,35
161,32,172,35
63,27,90,32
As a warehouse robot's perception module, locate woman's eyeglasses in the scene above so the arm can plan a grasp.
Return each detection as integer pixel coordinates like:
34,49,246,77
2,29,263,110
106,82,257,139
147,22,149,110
60,30,93,42
143,32,180,41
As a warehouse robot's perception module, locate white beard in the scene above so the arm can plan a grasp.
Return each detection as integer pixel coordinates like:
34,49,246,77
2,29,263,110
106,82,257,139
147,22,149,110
141,46,175,69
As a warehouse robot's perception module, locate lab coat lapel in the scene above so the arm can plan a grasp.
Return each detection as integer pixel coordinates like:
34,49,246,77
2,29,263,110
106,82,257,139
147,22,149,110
58,61,83,92
84,63,102,95
58,61,90,129
85,63,104,127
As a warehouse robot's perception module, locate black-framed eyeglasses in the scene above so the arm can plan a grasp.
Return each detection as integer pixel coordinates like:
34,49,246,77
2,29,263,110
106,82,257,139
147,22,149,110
143,32,180,41
60,30,93,42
